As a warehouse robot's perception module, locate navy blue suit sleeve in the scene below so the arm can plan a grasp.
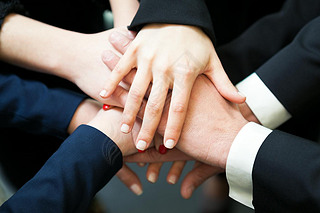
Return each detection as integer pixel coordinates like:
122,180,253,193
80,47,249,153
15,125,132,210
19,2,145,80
0,73,86,139
252,130,320,212
0,125,123,213
128,0,215,42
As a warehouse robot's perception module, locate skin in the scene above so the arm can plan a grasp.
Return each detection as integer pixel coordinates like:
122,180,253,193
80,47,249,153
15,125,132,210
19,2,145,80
100,23,246,153
0,14,135,107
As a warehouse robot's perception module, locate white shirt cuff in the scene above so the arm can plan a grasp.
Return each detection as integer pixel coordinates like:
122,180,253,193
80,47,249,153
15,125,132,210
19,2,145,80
236,73,292,129
226,122,272,208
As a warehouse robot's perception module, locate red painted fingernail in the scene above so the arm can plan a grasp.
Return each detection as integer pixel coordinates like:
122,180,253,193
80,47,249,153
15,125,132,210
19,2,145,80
159,145,167,154
102,104,110,111
138,149,145,153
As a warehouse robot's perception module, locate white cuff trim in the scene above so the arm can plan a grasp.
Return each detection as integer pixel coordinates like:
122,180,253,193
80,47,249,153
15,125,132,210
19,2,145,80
226,122,272,209
236,73,292,129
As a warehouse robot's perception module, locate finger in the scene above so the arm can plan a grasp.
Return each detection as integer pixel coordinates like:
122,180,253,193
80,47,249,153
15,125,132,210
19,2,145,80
99,48,136,98
109,30,134,54
167,161,186,185
99,85,128,108
205,67,246,104
120,67,152,134
116,164,143,196
163,78,195,149
146,162,163,183
102,50,137,86
135,77,169,151
180,163,223,199
154,133,167,154
137,162,146,167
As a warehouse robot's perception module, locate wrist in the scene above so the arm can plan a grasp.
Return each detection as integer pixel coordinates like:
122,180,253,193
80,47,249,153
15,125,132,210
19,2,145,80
88,108,138,156
218,119,249,169
68,99,101,134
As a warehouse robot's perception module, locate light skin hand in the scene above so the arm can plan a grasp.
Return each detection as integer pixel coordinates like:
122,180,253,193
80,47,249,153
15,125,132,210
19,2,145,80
0,14,136,107
99,24,245,153
156,75,248,169
125,75,248,168
67,99,102,134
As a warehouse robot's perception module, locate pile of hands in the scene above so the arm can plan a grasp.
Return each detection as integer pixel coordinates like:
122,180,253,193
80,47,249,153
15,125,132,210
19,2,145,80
68,26,255,198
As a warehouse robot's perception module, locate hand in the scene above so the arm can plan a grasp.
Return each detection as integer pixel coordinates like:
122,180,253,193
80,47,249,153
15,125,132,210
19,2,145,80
67,99,102,134
0,15,137,107
100,24,245,152
88,107,142,156
157,75,248,169
66,28,136,107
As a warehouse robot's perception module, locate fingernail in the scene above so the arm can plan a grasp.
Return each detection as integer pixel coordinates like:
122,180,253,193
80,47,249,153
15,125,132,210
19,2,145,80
138,149,145,153
121,124,130,133
168,176,177,184
165,139,175,149
138,163,146,167
102,51,114,62
238,91,246,98
159,145,167,154
109,31,121,43
102,104,110,111
136,140,147,151
99,89,108,98
130,184,143,196
128,30,136,39
147,173,157,183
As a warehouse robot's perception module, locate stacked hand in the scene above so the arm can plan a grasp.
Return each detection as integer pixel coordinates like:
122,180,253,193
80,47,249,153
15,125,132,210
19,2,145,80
99,24,246,152
69,26,255,198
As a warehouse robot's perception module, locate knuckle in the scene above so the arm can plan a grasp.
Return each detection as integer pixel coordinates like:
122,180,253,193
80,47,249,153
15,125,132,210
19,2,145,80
183,68,196,79
129,88,144,103
146,99,163,117
140,53,154,63
171,102,186,113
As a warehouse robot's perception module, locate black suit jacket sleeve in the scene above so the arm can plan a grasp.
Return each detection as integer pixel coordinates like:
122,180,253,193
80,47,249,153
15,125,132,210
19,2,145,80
0,73,85,139
128,0,215,42
255,15,320,116
218,0,320,84
0,125,123,213
0,0,25,27
252,130,320,212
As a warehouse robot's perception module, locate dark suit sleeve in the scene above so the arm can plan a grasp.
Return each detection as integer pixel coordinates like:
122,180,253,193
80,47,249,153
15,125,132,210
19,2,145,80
0,73,86,139
218,0,320,84
128,0,215,42
0,125,123,213
255,16,320,116
252,130,320,212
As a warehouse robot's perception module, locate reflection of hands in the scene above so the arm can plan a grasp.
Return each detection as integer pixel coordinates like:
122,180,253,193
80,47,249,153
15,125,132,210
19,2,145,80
125,149,223,199
100,24,245,152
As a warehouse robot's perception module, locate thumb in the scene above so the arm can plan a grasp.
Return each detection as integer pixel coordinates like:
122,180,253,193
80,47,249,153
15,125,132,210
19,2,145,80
109,30,134,54
205,66,246,104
